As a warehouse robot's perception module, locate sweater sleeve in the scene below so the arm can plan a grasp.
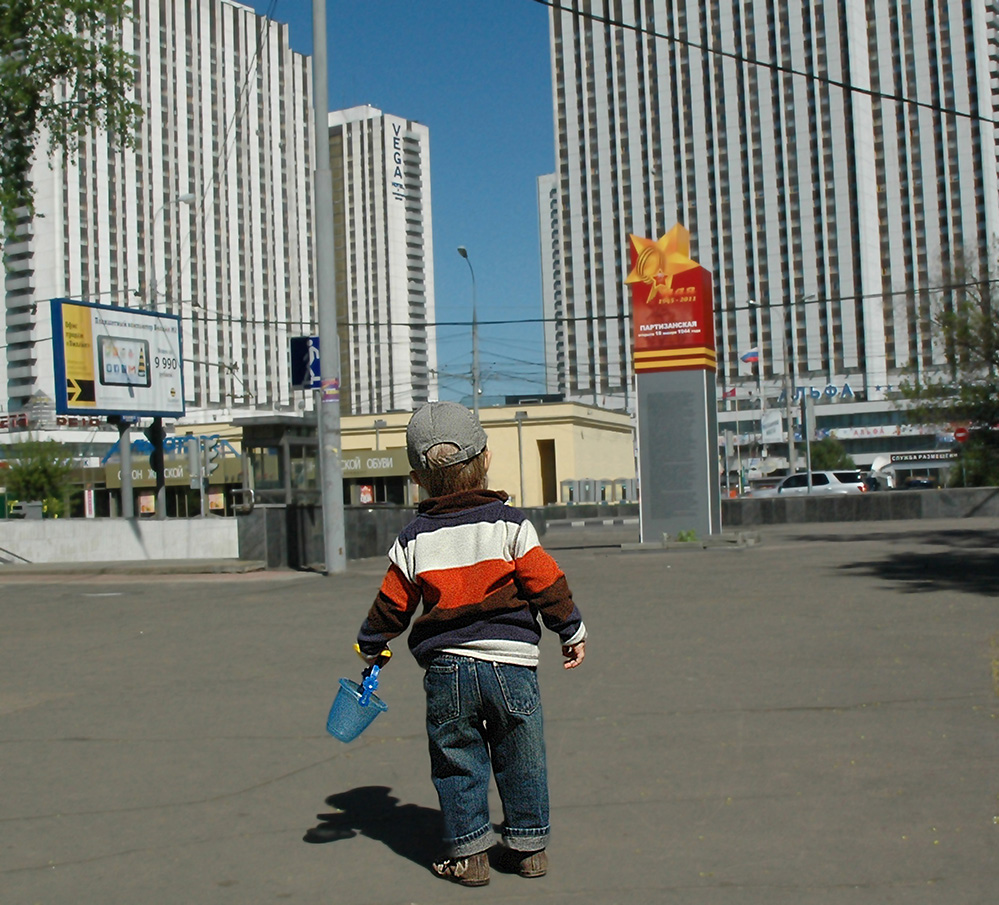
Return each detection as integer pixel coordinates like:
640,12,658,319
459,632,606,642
356,558,422,656
510,518,586,645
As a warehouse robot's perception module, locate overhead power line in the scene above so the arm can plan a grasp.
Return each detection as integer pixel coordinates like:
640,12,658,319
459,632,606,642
24,275,995,351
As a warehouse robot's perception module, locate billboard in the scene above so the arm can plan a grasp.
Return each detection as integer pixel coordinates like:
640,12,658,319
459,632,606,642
50,299,185,417
625,223,716,373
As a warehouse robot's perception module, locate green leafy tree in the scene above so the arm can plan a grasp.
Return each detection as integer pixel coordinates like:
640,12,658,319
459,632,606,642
0,0,141,238
898,268,999,486
2,438,74,516
807,437,856,471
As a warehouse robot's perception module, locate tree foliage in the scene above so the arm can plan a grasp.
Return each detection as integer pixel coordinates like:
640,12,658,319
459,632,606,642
0,0,141,237
898,269,999,486
807,437,855,471
2,438,75,516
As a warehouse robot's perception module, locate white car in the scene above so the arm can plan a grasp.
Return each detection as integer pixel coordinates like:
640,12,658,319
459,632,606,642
775,470,868,495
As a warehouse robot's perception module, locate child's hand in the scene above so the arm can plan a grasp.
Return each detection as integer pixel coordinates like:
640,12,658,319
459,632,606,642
562,640,585,669
354,643,392,667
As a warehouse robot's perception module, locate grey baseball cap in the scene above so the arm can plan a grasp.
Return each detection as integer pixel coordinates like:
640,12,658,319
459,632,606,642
407,401,487,470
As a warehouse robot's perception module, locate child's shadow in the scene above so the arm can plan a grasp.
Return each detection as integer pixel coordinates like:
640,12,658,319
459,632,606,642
303,785,444,868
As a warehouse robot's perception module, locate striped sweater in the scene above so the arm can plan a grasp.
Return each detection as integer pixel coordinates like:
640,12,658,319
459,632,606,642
357,489,586,667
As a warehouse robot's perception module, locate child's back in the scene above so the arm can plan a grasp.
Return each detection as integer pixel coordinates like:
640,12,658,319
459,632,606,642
355,402,586,886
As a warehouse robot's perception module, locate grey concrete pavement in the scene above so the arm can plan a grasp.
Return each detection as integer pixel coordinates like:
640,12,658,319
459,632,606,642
0,558,266,576
2,517,998,904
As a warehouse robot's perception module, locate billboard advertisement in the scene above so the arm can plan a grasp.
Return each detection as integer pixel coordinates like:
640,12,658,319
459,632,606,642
625,223,716,373
50,299,185,417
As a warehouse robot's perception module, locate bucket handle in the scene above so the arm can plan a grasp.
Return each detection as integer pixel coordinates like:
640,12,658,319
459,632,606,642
353,643,392,707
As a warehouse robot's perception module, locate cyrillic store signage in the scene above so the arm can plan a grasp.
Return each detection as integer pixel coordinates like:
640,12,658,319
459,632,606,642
341,448,410,477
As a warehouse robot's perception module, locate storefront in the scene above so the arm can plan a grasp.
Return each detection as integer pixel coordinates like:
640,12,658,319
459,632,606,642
341,448,414,505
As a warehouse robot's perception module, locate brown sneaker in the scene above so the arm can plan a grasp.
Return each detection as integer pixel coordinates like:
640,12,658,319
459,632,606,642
500,848,548,878
518,849,548,877
432,850,490,886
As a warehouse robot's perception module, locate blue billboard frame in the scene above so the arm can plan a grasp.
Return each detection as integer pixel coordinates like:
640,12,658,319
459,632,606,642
51,298,186,418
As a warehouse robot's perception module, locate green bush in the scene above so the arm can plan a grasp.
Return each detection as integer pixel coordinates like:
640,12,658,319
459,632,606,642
807,437,856,470
1,439,74,518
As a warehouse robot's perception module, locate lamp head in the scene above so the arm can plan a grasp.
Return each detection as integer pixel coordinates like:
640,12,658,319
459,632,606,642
457,246,468,259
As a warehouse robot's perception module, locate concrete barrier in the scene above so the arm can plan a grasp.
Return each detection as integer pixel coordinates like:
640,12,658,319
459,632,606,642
544,502,639,521
236,504,555,570
236,505,421,569
0,517,239,565
721,487,999,527
4,489,993,567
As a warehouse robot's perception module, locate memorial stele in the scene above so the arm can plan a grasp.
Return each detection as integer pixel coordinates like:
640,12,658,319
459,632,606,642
625,223,721,541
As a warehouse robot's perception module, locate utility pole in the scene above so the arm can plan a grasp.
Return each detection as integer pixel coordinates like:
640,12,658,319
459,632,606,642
312,0,346,573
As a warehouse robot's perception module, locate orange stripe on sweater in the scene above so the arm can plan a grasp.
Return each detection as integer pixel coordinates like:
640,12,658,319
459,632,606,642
419,558,517,610
514,545,565,595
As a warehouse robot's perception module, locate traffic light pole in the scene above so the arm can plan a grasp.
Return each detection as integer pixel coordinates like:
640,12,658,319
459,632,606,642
203,436,221,516
187,435,206,516
312,0,347,573
150,417,166,520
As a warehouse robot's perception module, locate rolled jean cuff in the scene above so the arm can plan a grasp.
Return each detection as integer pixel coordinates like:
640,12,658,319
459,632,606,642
448,822,494,857
502,825,550,851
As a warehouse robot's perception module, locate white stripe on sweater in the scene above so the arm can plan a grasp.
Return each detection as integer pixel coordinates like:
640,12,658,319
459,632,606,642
389,518,541,583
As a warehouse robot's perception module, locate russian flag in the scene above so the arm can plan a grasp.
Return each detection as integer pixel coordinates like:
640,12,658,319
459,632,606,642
740,348,759,363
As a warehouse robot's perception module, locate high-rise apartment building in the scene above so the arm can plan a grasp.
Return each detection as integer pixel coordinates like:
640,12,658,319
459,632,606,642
2,0,315,426
327,106,437,415
537,173,567,396
544,1,999,420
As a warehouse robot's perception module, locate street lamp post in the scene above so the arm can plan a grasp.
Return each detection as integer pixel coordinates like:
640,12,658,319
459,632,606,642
374,419,387,451
144,192,195,521
456,246,481,416
748,294,816,478
781,300,798,477
784,293,815,485
149,193,196,311
747,298,767,458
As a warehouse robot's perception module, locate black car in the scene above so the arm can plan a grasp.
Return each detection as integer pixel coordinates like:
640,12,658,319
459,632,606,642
902,476,938,490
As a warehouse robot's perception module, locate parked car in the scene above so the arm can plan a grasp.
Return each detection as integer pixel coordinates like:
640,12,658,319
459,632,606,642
901,476,938,490
775,470,868,495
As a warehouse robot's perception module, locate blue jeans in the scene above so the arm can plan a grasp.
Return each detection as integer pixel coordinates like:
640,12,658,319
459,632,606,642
424,654,550,857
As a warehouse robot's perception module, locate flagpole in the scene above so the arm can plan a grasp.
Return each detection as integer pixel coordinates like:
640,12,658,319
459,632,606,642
758,358,767,458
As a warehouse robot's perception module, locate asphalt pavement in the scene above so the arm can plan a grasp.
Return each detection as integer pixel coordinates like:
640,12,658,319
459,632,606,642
2,517,998,904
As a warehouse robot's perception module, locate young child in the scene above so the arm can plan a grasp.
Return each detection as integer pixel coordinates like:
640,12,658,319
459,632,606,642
356,401,587,887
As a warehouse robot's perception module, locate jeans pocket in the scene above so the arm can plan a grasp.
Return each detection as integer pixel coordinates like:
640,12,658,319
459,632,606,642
493,663,540,716
424,661,460,726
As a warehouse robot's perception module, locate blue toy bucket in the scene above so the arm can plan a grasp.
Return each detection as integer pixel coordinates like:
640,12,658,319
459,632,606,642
326,678,388,742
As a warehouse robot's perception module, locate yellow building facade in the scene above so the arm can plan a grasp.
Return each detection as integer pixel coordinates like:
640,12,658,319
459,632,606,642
340,402,635,508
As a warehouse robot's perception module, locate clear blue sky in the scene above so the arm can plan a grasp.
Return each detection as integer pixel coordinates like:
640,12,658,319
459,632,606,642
253,0,556,403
